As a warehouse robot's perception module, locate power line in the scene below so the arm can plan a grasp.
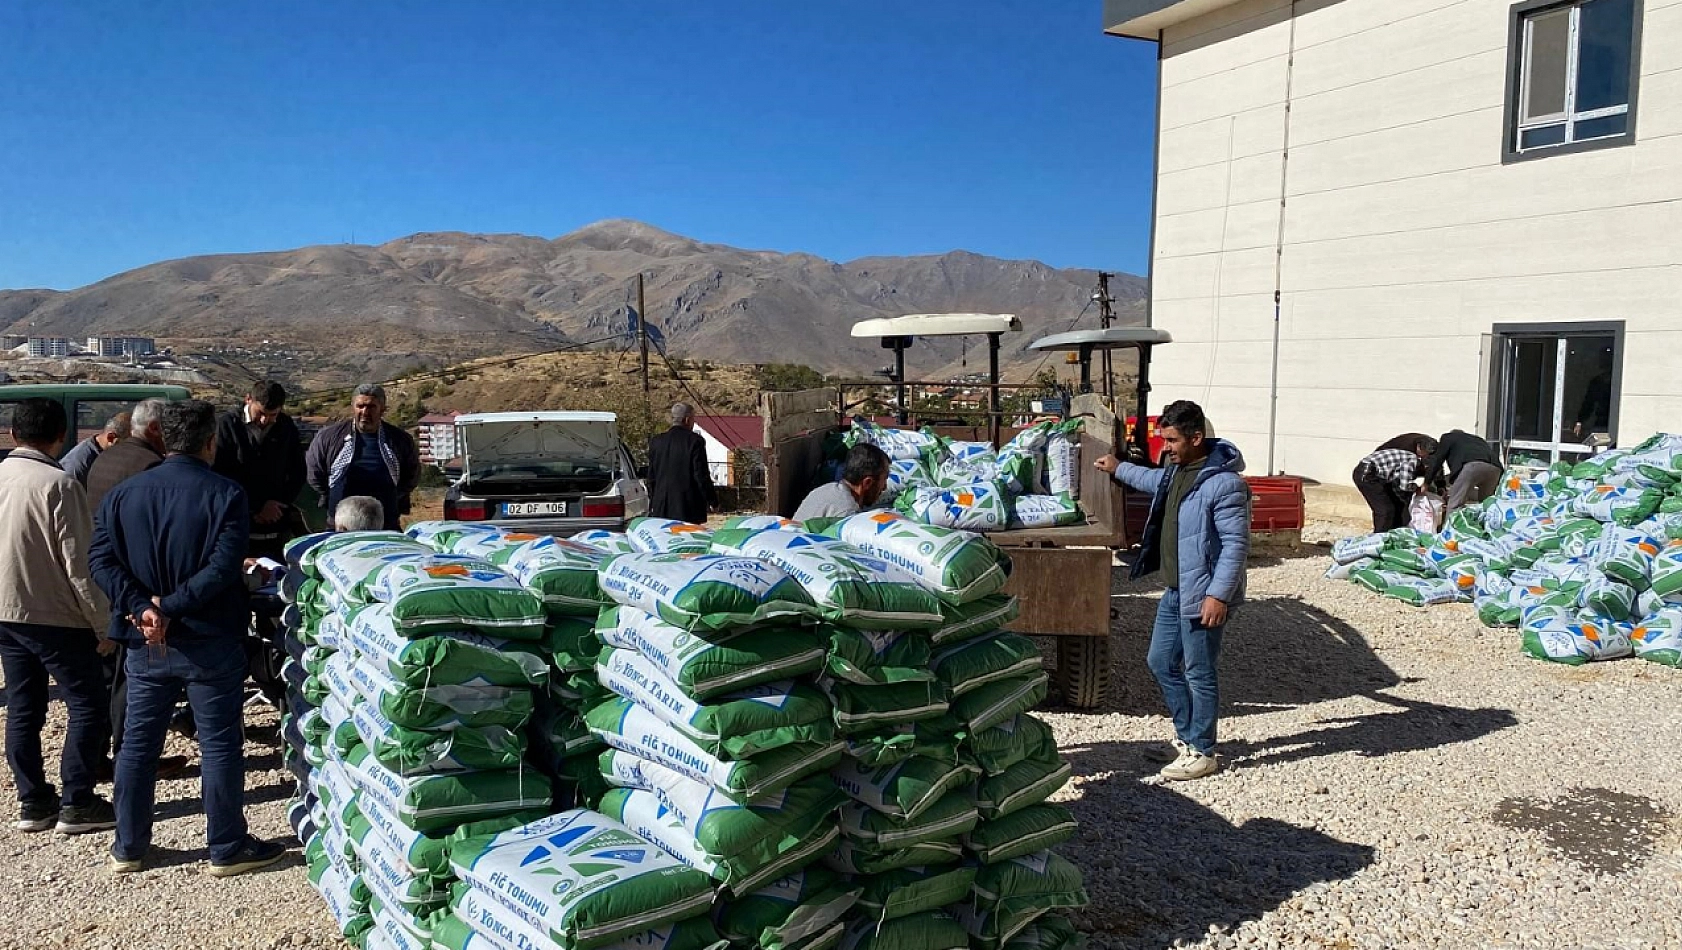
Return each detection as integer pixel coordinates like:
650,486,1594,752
1022,295,1097,385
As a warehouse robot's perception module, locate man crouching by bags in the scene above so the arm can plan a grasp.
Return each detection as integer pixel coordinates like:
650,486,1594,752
1095,400,1250,782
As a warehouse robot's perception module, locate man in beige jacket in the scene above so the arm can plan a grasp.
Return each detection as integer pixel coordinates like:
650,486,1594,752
0,398,118,834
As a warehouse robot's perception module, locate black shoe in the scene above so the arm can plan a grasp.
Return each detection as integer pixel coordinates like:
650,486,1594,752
14,800,59,833
56,797,118,835
207,837,287,878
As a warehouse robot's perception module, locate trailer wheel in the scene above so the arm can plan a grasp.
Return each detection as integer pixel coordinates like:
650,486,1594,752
1057,637,1110,709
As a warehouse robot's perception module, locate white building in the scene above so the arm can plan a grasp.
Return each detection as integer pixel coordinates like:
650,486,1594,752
416,412,461,465
1104,0,1674,484
27,337,71,358
694,415,764,487
86,336,157,357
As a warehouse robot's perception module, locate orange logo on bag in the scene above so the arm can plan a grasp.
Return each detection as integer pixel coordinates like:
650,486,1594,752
423,565,471,578
669,525,707,535
504,533,542,541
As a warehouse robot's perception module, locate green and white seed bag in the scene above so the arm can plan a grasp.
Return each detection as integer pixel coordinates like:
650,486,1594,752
967,851,1090,922
599,553,819,633
597,647,834,760
476,536,611,616
931,632,1043,698
823,626,934,687
628,518,717,556
346,652,534,731
709,529,944,630
349,787,542,879
605,765,844,892
825,838,965,876
930,595,1020,647
585,698,845,801
841,716,967,769
370,556,547,639
963,803,1078,864
449,809,717,950
822,679,950,735
717,867,859,950
821,511,1010,606
443,886,728,950
599,786,843,895
572,530,642,556
309,854,374,942
838,791,980,853
837,913,970,950
345,744,550,833
316,536,434,599
964,715,1057,776
406,521,503,553
349,824,452,915
999,914,1086,950
831,754,980,822
974,749,1073,821
596,606,826,699
1007,493,1081,530
719,515,803,532
895,480,1011,533
346,604,548,689
1632,609,1682,667
855,865,977,921
949,672,1049,734
349,700,526,776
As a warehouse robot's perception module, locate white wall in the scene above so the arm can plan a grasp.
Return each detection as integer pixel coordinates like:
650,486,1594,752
697,428,732,486
1147,0,1682,484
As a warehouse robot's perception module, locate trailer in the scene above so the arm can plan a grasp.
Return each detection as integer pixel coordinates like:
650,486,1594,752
761,318,1172,709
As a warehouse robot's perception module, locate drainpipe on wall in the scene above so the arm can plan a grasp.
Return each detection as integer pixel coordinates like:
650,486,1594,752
1266,0,1299,476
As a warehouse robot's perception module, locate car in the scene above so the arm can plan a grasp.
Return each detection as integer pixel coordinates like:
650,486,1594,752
0,382,191,460
442,411,649,535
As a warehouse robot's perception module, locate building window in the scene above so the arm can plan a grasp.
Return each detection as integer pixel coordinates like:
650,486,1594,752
1506,0,1641,160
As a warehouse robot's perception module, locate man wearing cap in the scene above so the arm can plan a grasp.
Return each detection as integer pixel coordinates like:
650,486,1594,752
645,403,715,524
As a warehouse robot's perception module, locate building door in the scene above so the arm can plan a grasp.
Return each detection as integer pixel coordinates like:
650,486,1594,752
1491,322,1622,464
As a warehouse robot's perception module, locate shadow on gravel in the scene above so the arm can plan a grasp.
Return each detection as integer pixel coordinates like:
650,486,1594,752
152,777,296,822
1220,693,1519,768
1060,740,1375,950
1101,592,1404,718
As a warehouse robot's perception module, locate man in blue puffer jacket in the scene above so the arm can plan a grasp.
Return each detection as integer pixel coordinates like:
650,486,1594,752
1097,400,1250,781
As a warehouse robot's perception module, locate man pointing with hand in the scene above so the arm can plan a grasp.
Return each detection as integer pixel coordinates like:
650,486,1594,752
1096,400,1250,781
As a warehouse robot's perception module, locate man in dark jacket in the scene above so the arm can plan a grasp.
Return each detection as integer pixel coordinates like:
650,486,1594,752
85,399,166,512
1420,429,1502,515
213,380,306,561
304,383,419,532
90,400,286,877
1097,400,1250,782
645,403,715,524
82,398,189,778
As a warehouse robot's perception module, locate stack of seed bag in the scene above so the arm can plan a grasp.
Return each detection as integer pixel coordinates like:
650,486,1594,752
282,530,556,949
584,526,858,950
844,417,1084,532
784,510,1084,950
435,808,725,950
407,522,614,809
1328,433,1682,670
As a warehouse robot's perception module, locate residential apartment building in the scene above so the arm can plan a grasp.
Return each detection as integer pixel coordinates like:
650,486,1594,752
26,337,72,358
1104,0,1675,484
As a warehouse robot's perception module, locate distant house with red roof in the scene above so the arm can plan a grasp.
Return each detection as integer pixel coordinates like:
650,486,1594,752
694,415,764,487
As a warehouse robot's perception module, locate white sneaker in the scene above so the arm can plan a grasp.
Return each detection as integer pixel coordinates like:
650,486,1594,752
1142,738,1190,765
1159,749,1220,781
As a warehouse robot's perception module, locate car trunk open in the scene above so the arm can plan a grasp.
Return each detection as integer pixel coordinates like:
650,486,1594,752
454,417,620,510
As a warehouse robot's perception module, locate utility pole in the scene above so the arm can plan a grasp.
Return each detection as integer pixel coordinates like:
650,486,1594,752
636,272,650,394
1096,273,1117,400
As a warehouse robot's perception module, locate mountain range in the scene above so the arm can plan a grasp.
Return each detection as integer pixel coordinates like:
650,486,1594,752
0,219,1145,386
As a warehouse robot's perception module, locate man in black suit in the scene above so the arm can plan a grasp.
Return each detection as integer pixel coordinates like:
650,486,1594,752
645,403,715,524
212,380,305,562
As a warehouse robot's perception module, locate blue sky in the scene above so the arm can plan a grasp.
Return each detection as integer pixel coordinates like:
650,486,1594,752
0,1,1158,291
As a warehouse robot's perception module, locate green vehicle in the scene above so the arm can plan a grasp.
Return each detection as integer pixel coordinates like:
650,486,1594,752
0,383,192,459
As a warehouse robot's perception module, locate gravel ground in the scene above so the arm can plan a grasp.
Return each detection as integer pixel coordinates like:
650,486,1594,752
3,521,1679,949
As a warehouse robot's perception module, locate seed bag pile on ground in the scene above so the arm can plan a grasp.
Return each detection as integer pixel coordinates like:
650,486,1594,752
584,541,854,950
283,531,554,949
407,523,617,817
1328,433,1682,669
843,418,1084,531
778,511,1085,950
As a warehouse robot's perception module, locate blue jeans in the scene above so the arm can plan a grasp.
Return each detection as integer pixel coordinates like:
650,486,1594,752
1147,589,1225,755
115,638,248,863
0,623,111,809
